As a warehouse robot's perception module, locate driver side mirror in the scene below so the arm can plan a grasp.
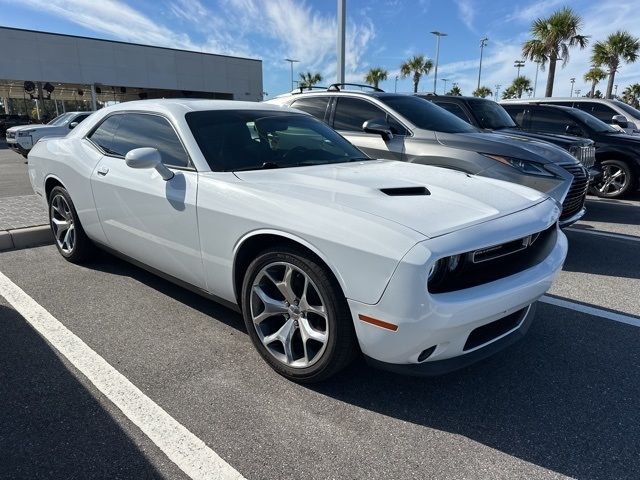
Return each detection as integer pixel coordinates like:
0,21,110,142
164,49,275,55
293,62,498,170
565,124,583,137
611,114,629,129
363,119,393,141
69,121,79,129
125,147,174,181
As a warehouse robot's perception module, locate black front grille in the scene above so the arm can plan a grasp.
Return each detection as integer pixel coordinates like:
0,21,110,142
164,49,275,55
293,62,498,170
464,307,527,351
6,131,15,139
560,164,588,221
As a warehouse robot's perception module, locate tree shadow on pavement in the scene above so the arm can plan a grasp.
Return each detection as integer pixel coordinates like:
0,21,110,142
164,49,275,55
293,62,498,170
310,302,640,480
0,304,176,480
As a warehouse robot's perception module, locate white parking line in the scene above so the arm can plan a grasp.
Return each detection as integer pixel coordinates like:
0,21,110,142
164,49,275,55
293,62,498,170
540,295,640,328
0,270,245,480
566,228,640,242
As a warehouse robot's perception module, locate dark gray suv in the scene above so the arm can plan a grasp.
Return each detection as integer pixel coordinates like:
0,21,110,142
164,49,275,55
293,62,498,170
267,86,588,226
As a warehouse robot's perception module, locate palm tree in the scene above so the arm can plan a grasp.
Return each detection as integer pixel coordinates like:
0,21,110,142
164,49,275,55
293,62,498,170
521,7,588,97
298,71,322,89
447,85,462,96
399,55,433,93
591,31,640,99
583,67,607,97
621,83,640,108
472,86,492,98
364,67,388,89
501,85,518,100
512,76,532,98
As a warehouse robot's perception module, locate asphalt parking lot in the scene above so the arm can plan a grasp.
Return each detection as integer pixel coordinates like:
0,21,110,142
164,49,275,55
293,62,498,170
1,147,639,479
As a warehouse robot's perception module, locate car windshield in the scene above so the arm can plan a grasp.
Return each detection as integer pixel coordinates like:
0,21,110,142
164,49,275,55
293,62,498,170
467,99,517,129
47,113,74,126
612,100,640,121
379,95,478,133
568,107,620,133
186,110,370,172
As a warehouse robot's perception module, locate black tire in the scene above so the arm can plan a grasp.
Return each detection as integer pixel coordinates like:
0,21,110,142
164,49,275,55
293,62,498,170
591,159,637,198
241,246,357,383
48,186,96,263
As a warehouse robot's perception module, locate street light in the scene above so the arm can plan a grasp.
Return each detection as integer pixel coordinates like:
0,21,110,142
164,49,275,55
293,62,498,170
430,31,447,94
442,78,449,94
284,58,300,91
532,58,541,97
477,37,488,91
574,89,581,97
614,84,619,97
495,84,501,101
394,75,399,93
514,60,525,77
570,77,576,97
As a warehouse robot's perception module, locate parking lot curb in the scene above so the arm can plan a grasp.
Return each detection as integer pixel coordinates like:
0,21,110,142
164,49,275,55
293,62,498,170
0,225,53,252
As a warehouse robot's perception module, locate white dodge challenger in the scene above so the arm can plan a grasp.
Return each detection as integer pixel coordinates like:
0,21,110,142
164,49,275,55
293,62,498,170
27,99,567,382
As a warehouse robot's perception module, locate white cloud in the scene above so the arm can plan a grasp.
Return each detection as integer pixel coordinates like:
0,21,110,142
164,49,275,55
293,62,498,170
455,0,475,32
505,0,564,23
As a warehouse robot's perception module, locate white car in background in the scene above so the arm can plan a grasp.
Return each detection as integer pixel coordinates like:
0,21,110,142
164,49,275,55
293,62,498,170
6,111,92,157
27,99,567,382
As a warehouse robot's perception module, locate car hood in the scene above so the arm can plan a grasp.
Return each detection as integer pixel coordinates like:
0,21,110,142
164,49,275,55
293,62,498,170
434,131,577,165
6,123,48,133
495,128,593,147
232,160,549,238
601,131,640,145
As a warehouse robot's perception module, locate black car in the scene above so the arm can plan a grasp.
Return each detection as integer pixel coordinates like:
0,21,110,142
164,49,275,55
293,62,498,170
502,103,640,198
420,95,598,177
0,114,31,135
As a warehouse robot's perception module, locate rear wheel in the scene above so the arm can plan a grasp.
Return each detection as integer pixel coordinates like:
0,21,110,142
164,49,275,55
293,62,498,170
48,186,95,263
241,247,356,383
591,159,636,198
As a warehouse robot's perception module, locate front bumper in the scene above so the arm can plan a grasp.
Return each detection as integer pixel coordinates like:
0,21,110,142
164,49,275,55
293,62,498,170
348,201,567,373
6,137,32,155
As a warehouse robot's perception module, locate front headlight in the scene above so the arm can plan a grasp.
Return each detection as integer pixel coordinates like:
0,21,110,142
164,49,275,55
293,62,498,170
18,130,34,137
481,153,555,177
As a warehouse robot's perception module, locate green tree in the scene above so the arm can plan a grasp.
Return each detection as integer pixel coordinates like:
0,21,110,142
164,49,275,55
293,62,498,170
472,86,493,98
522,7,588,97
503,76,532,99
591,31,640,99
400,55,433,93
501,85,518,100
583,67,607,97
364,67,388,89
298,71,322,89
621,83,640,108
447,85,462,96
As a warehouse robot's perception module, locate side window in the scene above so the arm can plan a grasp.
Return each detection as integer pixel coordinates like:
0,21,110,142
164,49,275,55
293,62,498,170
290,97,330,122
109,114,190,168
432,101,472,123
333,97,388,132
502,106,526,126
529,108,582,136
74,114,91,124
575,103,617,123
88,115,122,155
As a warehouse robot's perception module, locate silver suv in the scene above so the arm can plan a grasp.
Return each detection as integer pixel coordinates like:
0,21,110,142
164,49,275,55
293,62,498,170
267,85,589,226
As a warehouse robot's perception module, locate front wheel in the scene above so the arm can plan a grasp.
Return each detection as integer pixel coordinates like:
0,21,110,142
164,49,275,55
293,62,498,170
48,186,96,263
241,247,356,383
591,159,636,198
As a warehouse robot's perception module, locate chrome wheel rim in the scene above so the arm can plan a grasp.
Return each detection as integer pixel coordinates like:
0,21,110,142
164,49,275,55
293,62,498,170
50,194,75,254
250,262,329,368
596,164,628,196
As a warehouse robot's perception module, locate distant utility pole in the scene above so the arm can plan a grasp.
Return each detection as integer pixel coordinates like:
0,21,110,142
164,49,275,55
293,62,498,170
533,59,541,97
285,58,300,91
614,84,619,97
337,0,346,84
431,31,447,94
477,37,488,90
394,75,399,93
442,78,449,94
495,84,501,101
570,77,576,97
514,60,525,77
574,89,581,97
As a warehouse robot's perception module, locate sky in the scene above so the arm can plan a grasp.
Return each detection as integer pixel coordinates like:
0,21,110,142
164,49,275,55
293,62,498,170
1,0,639,99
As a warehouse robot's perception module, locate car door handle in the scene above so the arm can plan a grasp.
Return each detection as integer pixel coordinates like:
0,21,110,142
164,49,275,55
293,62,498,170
97,166,109,176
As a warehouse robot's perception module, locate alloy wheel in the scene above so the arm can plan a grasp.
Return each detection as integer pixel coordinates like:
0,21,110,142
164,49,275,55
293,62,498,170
50,194,76,254
250,262,329,368
596,164,628,196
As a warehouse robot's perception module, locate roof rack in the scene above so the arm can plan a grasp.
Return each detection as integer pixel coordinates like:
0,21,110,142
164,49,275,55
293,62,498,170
291,85,329,95
327,83,384,92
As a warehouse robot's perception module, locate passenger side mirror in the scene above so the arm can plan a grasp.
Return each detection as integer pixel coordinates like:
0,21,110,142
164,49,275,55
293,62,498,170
611,114,629,129
565,124,583,137
69,122,79,129
363,119,393,141
125,147,174,181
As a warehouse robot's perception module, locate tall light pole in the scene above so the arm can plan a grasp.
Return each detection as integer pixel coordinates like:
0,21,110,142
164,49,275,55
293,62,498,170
285,58,300,91
394,75,398,93
514,60,525,77
614,84,619,97
337,0,346,83
533,59,541,97
477,37,488,91
430,31,447,94
570,77,576,97
574,89,581,97
442,78,449,94
495,84,501,101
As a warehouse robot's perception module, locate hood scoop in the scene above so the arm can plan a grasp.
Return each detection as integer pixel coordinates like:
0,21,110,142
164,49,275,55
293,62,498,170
380,186,430,196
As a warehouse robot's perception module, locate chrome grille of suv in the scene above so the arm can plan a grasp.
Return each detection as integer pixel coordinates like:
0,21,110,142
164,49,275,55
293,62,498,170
560,163,589,221
569,145,596,168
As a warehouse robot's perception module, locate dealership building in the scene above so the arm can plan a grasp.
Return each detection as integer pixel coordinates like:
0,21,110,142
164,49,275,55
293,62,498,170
0,26,264,119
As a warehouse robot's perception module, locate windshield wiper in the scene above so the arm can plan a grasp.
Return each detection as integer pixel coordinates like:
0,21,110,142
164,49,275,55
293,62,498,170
231,162,280,172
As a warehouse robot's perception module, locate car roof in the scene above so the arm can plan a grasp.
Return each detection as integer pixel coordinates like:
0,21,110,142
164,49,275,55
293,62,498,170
501,102,578,113
99,99,290,116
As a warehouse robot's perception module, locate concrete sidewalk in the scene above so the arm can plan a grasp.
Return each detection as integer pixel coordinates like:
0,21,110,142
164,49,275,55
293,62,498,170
0,143,52,251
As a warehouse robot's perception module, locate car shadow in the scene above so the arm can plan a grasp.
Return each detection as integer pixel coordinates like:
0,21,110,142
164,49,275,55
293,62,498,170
0,304,172,479
582,197,640,227
561,229,640,279
309,301,640,480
